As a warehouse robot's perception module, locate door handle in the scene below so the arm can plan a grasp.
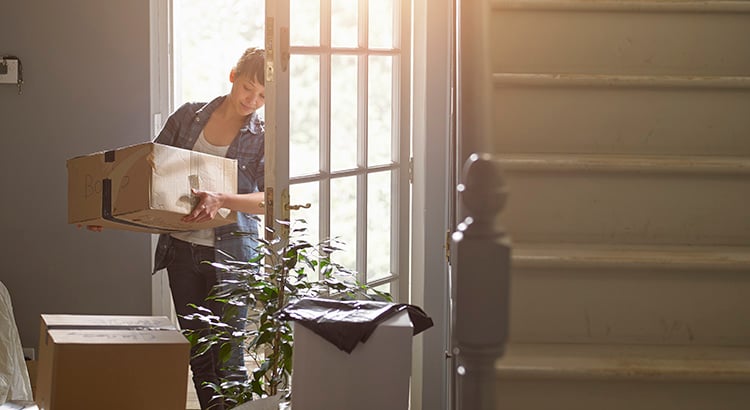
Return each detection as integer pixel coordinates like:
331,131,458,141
285,203,312,211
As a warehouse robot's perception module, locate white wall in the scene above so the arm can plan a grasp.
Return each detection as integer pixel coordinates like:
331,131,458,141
0,0,153,352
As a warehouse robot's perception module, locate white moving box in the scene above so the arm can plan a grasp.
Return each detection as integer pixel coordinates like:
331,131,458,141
290,310,413,410
67,142,237,233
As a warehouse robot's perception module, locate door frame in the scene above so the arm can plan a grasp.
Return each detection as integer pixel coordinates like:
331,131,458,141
411,0,455,408
149,0,175,323
148,1,456,408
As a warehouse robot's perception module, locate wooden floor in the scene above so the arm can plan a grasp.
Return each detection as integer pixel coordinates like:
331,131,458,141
185,370,200,410
185,358,258,410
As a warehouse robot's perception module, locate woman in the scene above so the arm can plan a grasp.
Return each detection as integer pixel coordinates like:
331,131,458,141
153,47,265,410
83,47,265,410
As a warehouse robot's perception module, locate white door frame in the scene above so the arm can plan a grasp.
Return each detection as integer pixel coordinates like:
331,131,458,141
411,0,454,408
149,0,176,322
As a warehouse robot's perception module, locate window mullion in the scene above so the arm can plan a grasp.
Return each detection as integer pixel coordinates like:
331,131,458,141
355,0,369,282
320,0,332,247
396,0,411,302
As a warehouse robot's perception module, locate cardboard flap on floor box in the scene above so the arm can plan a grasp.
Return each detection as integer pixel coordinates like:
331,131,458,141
67,142,238,233
36,314,190,410
40,314,177,332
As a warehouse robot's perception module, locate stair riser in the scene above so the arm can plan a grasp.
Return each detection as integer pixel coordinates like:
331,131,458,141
509,268,750,345
491,9,750,76
492,87,750,156
498,173,750,246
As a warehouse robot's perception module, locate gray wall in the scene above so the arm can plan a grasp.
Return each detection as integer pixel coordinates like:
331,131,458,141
0,1,153,351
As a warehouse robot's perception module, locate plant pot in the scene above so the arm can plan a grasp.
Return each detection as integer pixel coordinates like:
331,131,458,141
231,394,283,410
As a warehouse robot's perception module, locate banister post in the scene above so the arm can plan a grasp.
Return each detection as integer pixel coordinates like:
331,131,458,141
451,153,511,410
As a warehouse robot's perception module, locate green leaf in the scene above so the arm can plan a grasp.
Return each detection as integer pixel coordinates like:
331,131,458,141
218,342,233,364
192,341,213,358
184,331,200,346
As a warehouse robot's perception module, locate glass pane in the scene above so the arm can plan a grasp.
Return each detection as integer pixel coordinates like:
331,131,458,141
372,282,395,299
289,182,319,246
290,0,319,46
367,171,391,282
290,55,320,177
174,0,265,104
331,0,358,48
369,0,394,49
330,55,358,171
368,56,393,166
329,176,357,271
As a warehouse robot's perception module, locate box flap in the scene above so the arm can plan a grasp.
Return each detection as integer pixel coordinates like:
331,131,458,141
41,314,174,330
47,329,188,345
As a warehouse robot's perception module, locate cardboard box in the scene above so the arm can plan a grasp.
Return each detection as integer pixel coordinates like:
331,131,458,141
67,142,237,233
35,314,190,410
25,359,36,395
290,311,413,410
0,401,38,410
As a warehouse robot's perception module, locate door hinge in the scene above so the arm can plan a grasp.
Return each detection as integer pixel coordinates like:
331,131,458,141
409,157,414,184
264,187,274,241
445,230,451,264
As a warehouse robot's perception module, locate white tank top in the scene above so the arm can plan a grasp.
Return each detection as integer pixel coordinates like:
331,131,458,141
171,130,231,247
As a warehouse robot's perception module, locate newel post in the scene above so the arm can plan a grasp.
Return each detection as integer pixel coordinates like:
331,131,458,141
451,153,511,410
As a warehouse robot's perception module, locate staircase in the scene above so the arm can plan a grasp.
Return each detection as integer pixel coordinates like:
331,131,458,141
468,0,750,407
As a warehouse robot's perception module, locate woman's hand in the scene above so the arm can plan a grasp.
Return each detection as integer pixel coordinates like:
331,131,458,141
182,188,225,223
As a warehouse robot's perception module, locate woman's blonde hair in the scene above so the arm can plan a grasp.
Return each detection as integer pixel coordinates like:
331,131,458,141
234,47,265,85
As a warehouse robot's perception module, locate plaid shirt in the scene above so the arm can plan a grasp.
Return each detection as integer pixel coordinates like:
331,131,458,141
152,96,265,272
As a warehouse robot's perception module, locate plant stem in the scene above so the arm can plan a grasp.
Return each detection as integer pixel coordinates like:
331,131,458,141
269,249,289,396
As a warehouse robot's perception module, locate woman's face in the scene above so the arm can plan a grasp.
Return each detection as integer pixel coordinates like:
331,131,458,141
229,71,265,116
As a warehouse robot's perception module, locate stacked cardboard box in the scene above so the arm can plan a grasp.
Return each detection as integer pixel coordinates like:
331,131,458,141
35,314,190,410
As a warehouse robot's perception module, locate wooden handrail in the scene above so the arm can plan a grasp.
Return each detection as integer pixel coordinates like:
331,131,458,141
451,153,512,410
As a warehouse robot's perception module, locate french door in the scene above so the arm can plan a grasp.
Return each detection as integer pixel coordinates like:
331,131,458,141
158,0,441,406
264,0,411,300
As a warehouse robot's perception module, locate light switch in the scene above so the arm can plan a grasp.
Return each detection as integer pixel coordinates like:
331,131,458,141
0,58,19,84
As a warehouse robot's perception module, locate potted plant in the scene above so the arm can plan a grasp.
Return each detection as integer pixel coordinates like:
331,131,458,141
183,220,391,409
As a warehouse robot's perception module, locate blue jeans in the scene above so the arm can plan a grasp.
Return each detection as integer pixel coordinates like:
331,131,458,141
165,238,248,410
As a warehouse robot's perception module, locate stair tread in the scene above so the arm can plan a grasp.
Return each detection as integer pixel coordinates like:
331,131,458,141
496,343,750,382
496,153,750,175
512,243,750,270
